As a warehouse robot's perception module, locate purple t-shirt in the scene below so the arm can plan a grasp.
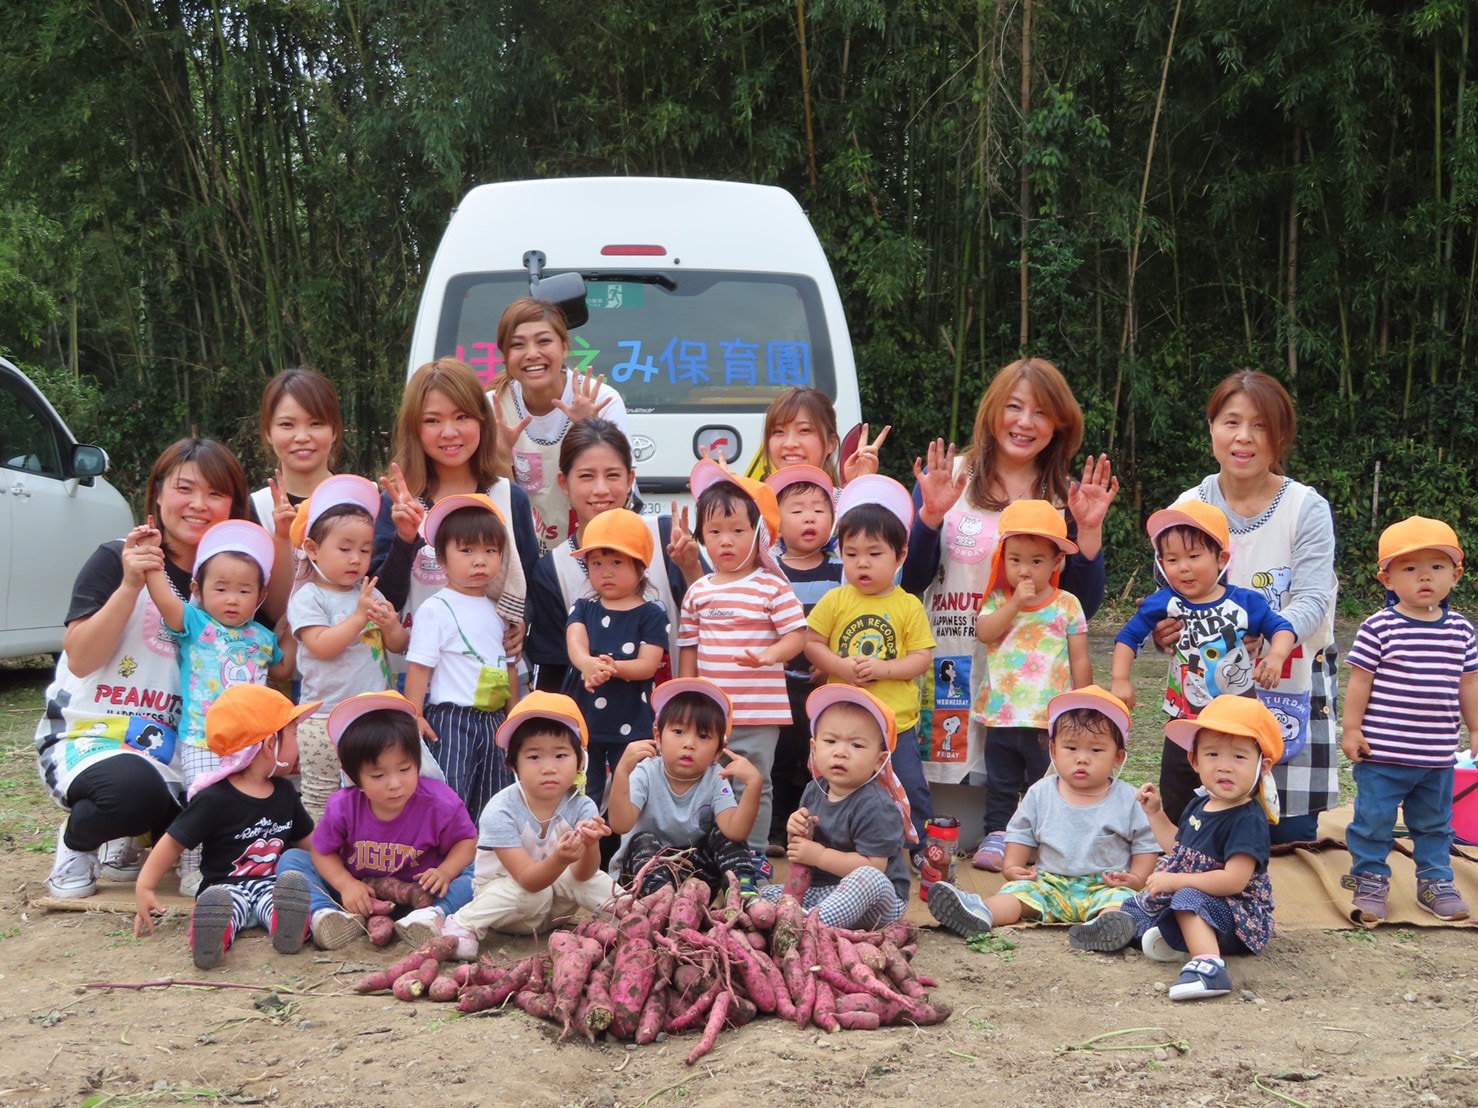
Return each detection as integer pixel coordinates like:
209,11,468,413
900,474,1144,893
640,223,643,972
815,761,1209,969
312,778,478,880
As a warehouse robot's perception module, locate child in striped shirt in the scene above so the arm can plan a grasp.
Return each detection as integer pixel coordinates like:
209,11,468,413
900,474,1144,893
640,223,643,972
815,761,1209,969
1342,515,1478,925
678,460,807,871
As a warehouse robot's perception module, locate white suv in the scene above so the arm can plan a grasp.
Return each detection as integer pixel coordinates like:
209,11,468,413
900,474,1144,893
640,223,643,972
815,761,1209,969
0,357,133,658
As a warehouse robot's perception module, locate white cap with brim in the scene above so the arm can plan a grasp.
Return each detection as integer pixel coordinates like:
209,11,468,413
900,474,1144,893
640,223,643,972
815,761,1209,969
836,474,913,533
193,519,275,581
307,474,381,536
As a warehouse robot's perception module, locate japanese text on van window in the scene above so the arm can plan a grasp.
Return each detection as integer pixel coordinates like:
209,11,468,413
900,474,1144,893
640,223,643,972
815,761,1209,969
457,337,812,391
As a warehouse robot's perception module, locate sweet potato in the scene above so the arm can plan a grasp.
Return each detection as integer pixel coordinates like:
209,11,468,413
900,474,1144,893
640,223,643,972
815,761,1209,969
667,878,709,937
458,985,498,1013
363,876,434,910
637,883,675,933
879,920,919,949
428,975,459,1002
812,977,838,1032
635,982,668,1045
782,861,813,899
723,993,757,1028
575,919,620,950
352,937,459,993
584,961,615,1033
770,894,806,958
367,897,396,916
664,976,721,1033
513,989,558,1020
393,971,424,1001
609,916,657,1039
548,932,604,1026
686,991,731,1065
569,993,597,1043
367,915,395,947
853,941,887,973
744,897,778,931
722,930,778,1013
836,1010,882,1031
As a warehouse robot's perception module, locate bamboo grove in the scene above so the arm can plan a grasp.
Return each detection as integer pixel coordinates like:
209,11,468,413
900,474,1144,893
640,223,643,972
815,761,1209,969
1,0,1475,607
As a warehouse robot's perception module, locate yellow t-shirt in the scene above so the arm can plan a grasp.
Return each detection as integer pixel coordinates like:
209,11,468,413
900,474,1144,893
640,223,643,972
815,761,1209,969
807,585,937,732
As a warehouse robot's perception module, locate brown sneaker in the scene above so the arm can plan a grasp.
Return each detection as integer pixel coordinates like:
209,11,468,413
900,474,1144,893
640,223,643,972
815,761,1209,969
1416,878,1470,921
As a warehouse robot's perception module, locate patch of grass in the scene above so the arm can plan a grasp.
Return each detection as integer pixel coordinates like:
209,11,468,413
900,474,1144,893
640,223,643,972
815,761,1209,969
965,931,1017,960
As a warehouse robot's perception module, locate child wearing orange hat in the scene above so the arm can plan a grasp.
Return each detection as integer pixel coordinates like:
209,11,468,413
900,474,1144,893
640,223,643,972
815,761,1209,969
1075,695,1282,1001
564,509,670,811
1342,515,1476,924
132,684,317,970
1113,499,1297,823
969,499,1092,872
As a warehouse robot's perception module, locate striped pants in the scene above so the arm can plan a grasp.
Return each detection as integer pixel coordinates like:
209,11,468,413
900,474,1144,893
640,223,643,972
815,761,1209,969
192,878,278,948
425,702,512,821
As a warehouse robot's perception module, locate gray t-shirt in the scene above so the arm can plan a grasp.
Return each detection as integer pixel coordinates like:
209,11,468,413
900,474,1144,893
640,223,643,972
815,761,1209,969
799,779,911,902
1004,776,1161,876
287,581,395,715
472,783,597,885
610,759,737,872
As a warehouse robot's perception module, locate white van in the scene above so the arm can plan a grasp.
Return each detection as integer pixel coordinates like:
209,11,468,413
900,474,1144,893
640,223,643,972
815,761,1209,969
407,177,860,509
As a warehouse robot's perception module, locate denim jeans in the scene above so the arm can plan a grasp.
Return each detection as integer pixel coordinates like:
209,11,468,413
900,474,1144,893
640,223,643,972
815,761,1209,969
1347,761,1455,881
275,848,476,917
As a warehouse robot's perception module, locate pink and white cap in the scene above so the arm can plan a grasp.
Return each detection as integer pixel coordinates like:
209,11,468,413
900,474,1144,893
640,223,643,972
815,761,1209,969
327,690,418,747
651,677,733,739
836,474,913,532
306,474,380,535
764,464,835,501
193,519,275,580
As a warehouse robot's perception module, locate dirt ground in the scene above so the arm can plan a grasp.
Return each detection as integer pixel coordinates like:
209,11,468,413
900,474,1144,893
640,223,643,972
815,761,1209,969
4,639,1478,1107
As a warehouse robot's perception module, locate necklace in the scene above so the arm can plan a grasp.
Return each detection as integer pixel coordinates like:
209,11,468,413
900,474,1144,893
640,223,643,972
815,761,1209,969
510,378,570,446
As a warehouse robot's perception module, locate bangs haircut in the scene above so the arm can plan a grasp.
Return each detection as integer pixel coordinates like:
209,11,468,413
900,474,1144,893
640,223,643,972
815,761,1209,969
146,439,250,532
495,297,571,355
965,358,1083,512
1051,707,1125,750
777,480,834,509
816,700,886,749
337,710,422,786
433,504,508,563
307,501,375,546
1154,524,1223,560
695,482,759,530
505,719,581,764
656,691,727,744
393,358,508,496
836,503,907,555
559,418,633,475
763,387,840,482
1205,369,1297,476
259,366,344,466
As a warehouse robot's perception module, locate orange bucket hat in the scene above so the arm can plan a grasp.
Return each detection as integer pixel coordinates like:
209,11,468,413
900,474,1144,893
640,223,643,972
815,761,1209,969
985,498,1077,594
571,508,655,567
1164,693,1285,763
1146,499,1231,553
1377,515,1463,570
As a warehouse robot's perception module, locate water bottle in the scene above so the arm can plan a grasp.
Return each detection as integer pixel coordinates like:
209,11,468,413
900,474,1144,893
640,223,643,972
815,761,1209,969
918,817,959,901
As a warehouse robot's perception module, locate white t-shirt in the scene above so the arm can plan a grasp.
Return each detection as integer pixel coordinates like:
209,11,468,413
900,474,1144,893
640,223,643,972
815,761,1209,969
405,588,509,706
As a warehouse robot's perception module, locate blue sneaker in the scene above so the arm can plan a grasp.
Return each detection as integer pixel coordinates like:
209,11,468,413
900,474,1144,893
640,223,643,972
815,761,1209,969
927,881,993,939
1167,957,1233,1001
752,854,774,883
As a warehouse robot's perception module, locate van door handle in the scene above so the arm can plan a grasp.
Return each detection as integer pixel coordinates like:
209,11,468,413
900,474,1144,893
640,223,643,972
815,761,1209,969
9,481,30,498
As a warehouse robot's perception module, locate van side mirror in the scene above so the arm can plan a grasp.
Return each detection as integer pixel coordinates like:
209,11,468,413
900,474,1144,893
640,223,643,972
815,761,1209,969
70,443,109,479
532,271,589,328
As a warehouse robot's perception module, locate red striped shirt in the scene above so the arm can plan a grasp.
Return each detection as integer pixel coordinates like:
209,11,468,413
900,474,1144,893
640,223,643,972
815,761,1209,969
678,569,807,725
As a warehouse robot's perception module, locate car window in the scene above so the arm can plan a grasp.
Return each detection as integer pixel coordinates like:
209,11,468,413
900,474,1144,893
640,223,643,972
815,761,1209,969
0,374,65,477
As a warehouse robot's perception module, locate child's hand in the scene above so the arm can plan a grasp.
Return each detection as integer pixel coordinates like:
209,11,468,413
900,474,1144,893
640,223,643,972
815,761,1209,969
122,517,166,588
666,504,701,576
718,750,762,791
1253,657,1283,689
786,807,817,841
1002,862,1037,882
364,590,397,631
1012,577,1037,605
381,463,427,545
618,740,657,771
786,837,823,867
576,816,612,841
354,575,383,621
415,714,439,744
340,878,375,918
582,655,617,691
268,473,297,541
1103,870,1143,890
554,829,586,864
735,647,776,668
133,889,165,937
852,654,879,685
1136,782,1163,815
1341,728,1370,763
416,866,451,898
1110,677,1137,711
1144,870,1181,896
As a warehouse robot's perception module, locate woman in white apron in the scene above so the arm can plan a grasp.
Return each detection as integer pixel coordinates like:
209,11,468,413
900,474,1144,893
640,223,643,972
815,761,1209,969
899,358,1118,866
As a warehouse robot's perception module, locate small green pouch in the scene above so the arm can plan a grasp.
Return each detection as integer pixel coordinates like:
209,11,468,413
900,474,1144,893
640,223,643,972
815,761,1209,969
437,597,511,713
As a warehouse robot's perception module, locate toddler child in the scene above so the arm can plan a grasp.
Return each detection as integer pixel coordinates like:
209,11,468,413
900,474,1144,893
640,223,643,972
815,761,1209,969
565,508,669,809
1078,695,1282,1001
805,474,935,845
276,691,478,949
677,460,808,868
607,678,762,895
286,475,410,820
1342,515,1476,923
926,686,1160,942
404,493,519,821
970,499,1091,871
132,684,315,969
1112,500,1296,823
443,693,615,956
759,685,914,928
766,465,844,848
143,518,291,893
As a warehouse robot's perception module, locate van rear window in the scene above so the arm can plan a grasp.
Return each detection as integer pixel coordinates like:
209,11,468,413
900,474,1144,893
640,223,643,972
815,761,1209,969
435,272,836,414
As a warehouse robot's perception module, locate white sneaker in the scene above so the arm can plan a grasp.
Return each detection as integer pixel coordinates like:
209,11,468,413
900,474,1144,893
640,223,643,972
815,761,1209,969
99,837,146,882
1141,926,1182,962
394,907,444,947
310,908,363,951
179,868,203,898
46,824,98,899
442,918,480,961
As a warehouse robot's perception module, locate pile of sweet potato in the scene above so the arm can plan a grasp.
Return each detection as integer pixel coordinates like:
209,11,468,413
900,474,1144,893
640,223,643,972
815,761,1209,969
351,867,950,1064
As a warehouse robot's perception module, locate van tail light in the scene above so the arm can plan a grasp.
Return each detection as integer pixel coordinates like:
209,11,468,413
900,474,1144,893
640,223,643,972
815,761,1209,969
600,244,667,256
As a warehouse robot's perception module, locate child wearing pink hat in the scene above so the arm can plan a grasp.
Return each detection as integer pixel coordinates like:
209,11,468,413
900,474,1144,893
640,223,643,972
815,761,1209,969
132,684,316,970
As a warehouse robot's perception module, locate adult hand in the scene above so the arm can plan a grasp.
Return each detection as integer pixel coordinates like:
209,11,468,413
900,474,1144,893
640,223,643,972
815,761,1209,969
268,473,297,541
1150,617,1184,655
666,503,701,576
913,439,965,529
380,463,427,545
552,371,613,423
121,517,165,589
1066,454,1119,531
493,405,532,471
842,424,891,483
503,619,526,661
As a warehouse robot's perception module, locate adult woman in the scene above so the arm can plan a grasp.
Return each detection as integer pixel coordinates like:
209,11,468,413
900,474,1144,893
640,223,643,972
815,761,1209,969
526,418,702,696
1156,370,1338,845
36,439,253,898
899,358,1117,864
490,298,629,554
372,358,539,658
